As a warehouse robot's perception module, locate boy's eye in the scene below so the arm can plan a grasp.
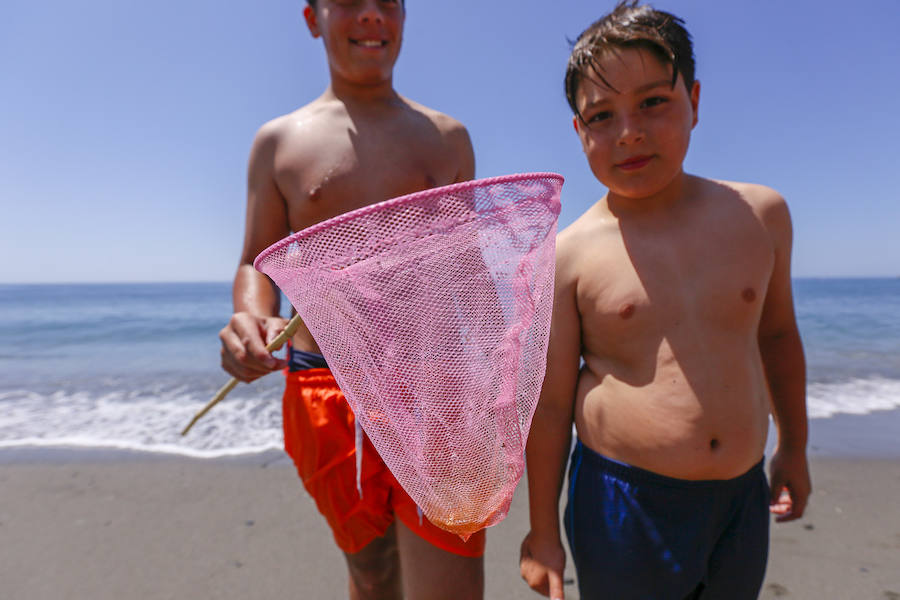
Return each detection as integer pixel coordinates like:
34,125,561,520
586,111,612,124
641,96,668,109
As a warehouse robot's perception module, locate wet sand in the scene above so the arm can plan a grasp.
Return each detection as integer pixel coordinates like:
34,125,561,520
2,416,900,599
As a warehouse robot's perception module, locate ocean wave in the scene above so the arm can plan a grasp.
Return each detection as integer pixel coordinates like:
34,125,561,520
807,377,900,418
1,376,899,457
0,382,286,458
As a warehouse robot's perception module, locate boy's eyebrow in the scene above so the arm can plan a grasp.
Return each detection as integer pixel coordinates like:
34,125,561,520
634,79,674,93
580,78,673,110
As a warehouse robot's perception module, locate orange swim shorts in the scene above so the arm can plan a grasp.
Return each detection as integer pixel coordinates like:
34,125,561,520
282,368,486,557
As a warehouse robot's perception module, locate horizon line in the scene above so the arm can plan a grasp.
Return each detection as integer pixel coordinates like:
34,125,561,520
1,276,899,286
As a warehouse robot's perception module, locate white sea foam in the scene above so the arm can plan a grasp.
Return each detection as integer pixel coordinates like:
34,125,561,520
806,377,900,418
1,376,898,457
0,384,285,458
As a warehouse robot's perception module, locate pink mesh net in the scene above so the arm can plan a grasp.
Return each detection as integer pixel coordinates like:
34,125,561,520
254,173,563,537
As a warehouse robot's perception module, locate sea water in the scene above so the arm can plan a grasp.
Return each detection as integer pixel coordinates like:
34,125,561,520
1,279,898,458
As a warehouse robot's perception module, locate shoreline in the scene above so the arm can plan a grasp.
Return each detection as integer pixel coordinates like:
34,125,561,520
804,408,900,458
0,444,291,467
3,406,900,467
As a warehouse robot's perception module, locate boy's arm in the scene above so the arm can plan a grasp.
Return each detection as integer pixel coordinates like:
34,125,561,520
520,238,582,600
450,121,475,183
757,190,810,522
219,123,292,382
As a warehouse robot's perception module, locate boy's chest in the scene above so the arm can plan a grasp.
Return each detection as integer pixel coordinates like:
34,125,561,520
277,124,458,230
578,218,775,344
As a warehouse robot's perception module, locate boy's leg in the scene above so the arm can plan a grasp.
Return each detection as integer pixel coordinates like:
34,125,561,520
696,467,770,600
343,523,402,600
389,469,485,600
395,519,484,600
284,368,484,598
283,369,404,598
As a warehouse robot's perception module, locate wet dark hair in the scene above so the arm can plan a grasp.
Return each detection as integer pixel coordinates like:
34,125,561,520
306,0,404,7
565,1,695,119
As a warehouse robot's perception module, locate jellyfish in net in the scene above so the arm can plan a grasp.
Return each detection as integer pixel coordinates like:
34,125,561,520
255,173,563,538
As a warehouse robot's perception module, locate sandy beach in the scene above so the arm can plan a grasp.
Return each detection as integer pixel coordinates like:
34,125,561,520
2,416,900,599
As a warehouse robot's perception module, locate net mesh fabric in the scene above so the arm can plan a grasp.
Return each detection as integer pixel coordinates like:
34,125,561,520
255,173,563,537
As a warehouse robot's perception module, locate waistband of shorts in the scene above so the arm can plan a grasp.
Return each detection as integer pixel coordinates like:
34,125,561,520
573,438,765,491
288,347,329,371
284,367,335,384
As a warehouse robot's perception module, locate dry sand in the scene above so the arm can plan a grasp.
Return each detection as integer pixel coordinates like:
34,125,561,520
2,449,899,600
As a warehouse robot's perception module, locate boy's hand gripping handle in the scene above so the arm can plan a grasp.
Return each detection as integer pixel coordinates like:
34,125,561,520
181,314,304,436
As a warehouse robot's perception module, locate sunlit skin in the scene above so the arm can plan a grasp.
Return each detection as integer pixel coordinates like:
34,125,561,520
520,47,810,599
217,1,482,599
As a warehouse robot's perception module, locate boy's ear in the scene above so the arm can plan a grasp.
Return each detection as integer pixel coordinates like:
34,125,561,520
690,80,700,128
303,5,321,38
572,115,581,134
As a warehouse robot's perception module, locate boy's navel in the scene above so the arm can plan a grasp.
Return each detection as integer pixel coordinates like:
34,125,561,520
424,174,436,189
709,438,720,451
741,287,756,303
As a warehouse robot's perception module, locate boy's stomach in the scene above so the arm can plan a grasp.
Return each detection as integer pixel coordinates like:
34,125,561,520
289,319,322,354
573,359,770,481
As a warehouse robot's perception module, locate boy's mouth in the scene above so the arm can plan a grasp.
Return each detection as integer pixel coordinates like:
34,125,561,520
350,38,388,48
615,155,653,170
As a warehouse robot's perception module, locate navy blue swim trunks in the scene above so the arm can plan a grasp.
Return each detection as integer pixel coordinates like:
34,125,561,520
564,439,770,600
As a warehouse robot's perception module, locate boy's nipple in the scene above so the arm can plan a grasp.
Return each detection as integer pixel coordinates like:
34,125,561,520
618,303,636,319
741,287,756,303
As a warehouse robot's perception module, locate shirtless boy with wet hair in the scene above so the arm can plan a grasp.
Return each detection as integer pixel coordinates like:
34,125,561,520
519,2,810,598
218,1,485,598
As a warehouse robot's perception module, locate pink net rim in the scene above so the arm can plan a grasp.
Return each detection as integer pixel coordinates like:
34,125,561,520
252,172,564,271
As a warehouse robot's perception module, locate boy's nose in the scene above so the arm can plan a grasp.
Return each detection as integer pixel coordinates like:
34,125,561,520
357,0,385,24
617,115,645,146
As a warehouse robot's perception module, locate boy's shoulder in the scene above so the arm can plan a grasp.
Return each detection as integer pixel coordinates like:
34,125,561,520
706,178,784,206
397,96,474,173
245,104,316,161
555,201,615,277
254,101,334,143
400,96,471,141
704,177,791,229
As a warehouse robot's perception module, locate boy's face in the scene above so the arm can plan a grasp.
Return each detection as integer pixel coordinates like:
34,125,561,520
573,47,700,201
304,0,405,86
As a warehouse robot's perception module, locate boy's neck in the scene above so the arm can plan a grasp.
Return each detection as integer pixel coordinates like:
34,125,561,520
606,171,695,217
325,75,401,108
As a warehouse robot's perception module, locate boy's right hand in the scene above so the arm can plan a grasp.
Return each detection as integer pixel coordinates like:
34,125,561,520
520,531,567,600
219,312,289,382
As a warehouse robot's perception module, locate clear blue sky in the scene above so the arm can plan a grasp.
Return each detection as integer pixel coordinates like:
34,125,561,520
2,0,898,282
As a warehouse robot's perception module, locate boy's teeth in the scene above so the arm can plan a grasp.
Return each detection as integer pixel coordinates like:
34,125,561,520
357,40,383,47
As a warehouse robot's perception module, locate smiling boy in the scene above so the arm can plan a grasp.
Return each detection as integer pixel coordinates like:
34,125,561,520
218,1,485,598
519,2,810,599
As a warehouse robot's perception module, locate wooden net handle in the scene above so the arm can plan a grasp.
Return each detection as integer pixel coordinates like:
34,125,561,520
181,314,304,436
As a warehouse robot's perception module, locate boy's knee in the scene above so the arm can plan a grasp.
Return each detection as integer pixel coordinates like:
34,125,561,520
345,532,401,599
